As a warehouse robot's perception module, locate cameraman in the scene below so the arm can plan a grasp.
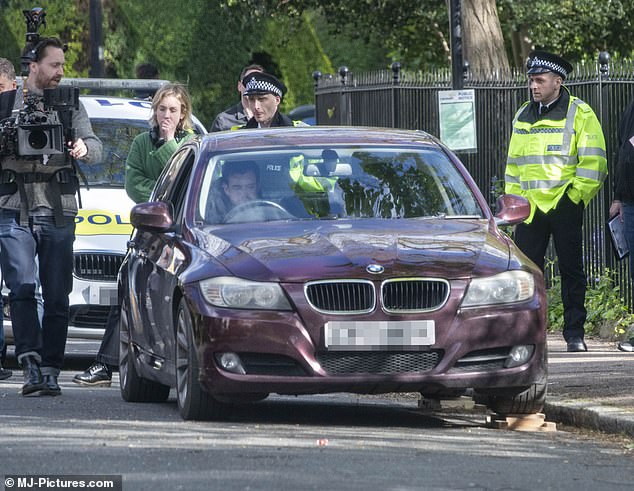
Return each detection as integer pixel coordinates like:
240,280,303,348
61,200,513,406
0,37,102,396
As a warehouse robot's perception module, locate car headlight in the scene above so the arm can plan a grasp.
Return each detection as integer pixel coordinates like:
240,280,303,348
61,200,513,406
199,277,292,310
461,270,535,307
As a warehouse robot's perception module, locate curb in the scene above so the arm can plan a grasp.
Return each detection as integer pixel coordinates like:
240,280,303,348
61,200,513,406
544,398,634,438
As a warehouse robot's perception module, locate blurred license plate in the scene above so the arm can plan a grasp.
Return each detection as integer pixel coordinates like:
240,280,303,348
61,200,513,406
325,320,435,351
90,285,117,305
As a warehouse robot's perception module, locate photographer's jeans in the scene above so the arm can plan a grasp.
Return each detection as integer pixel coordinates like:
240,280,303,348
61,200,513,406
0,211,74,374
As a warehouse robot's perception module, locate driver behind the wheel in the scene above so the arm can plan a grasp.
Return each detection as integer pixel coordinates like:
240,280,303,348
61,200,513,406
206,160,261,223
223,160,260,209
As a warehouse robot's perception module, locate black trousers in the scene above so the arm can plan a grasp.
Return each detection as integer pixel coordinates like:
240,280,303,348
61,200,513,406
514,194,587,341
95,305,119,367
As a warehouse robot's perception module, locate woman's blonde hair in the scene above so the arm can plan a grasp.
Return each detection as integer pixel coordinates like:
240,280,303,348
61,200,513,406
149,83,193,131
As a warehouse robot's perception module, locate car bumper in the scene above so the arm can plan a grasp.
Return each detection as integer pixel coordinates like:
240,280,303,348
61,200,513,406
194,301,547,397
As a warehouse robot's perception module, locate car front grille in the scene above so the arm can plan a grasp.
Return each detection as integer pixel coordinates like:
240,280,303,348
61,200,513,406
316,351,441,375
69,305,111,328
74,253,124,281
305,279,449,314
382,279,449,312
305,280,375,313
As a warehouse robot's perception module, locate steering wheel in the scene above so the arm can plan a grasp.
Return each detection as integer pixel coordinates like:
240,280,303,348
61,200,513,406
223,199,293,223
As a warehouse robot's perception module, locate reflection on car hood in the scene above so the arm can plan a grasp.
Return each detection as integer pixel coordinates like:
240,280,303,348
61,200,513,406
198,219,510,282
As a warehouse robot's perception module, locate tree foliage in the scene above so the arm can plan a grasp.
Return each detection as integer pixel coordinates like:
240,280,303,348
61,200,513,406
3,0,634,123
498,0,634,66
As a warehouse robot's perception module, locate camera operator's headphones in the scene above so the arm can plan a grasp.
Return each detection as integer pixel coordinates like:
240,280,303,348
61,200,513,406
149,127,188,149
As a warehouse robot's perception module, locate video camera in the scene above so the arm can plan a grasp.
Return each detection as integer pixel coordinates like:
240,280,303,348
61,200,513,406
0,7,79,158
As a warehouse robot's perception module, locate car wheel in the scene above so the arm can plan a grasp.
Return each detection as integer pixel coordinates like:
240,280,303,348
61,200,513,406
119,298,170,402
475,376,547,415
175,297,227,421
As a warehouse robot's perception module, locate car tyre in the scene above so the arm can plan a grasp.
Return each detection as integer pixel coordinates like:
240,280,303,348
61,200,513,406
475,376,547,415
175,297,227,421
119,299,170,402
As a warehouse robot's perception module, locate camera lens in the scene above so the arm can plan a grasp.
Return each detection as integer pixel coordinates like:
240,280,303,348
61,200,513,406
28,129,48,149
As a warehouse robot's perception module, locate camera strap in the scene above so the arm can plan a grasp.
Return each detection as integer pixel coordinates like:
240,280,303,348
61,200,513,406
46,177,66,227
13,173,30,227
69,156,87,208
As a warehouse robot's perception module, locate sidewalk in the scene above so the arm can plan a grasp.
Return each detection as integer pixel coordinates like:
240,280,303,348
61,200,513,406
545,333,634,438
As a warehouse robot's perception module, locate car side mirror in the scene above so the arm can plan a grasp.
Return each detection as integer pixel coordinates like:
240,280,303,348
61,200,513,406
130,201,174,232
494,194,531,226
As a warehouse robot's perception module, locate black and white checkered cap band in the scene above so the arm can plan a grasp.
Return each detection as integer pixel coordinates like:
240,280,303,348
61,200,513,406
244,78,283,97
529,57,568,77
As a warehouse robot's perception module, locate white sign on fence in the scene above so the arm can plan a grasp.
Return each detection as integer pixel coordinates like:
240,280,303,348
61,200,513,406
438,89,477,152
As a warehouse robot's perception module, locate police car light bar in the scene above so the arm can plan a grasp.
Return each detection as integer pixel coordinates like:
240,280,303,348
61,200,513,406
58,78,170,91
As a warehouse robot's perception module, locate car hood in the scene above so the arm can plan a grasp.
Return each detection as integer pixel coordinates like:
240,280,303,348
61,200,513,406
198,219,510,281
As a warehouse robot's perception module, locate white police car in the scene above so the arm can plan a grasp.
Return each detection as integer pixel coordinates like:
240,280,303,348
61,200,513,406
2,79,206,357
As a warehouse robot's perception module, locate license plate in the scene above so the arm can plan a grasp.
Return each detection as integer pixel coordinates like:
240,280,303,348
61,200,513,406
89,285,117,305
325,320,435,351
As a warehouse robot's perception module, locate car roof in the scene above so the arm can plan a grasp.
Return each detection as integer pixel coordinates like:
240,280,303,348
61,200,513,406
56,78,207,131
79,95,153,120
201,126,440,152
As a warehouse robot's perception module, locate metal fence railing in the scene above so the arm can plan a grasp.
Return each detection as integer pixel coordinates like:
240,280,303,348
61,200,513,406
314,58,634,307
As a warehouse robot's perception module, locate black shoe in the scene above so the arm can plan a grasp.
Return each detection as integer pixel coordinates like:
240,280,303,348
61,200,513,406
0,363,12,380
567,337,588,352
19,355,45,395
40,374,61,396
617,341,634,352
73,362,112,387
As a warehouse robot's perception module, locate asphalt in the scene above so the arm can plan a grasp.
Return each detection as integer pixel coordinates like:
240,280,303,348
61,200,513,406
545,333,634,438
2,335,634,438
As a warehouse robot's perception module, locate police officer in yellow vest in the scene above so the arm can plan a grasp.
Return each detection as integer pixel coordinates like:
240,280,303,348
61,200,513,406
505,50,607,353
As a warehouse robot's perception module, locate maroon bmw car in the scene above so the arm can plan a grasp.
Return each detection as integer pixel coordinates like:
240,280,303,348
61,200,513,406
118,126,547,421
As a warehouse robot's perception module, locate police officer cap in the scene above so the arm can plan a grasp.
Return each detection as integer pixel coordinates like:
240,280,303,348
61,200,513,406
242,72,287,99
526,50,573,79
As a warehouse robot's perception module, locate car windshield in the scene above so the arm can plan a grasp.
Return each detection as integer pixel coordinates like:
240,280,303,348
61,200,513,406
77,118,149,187
199,147,484,224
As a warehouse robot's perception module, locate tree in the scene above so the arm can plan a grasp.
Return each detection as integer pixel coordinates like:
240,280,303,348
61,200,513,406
463,0,510,77
0,0,89,77
499,0,634,65
235,0,512,73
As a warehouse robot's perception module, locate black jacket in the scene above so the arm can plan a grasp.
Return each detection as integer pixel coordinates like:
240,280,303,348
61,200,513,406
244,111,294,128
614,100,634,203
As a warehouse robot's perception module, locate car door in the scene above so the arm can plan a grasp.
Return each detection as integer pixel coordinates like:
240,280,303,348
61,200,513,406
129,147,196,368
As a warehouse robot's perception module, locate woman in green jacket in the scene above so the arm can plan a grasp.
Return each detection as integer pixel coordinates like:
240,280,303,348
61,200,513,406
125,83,195,203
73,83,195,387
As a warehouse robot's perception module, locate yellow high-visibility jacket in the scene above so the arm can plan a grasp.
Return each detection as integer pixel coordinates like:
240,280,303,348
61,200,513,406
504,87,607,223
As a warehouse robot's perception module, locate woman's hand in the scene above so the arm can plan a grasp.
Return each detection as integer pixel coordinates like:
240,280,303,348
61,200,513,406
159,118,177,142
